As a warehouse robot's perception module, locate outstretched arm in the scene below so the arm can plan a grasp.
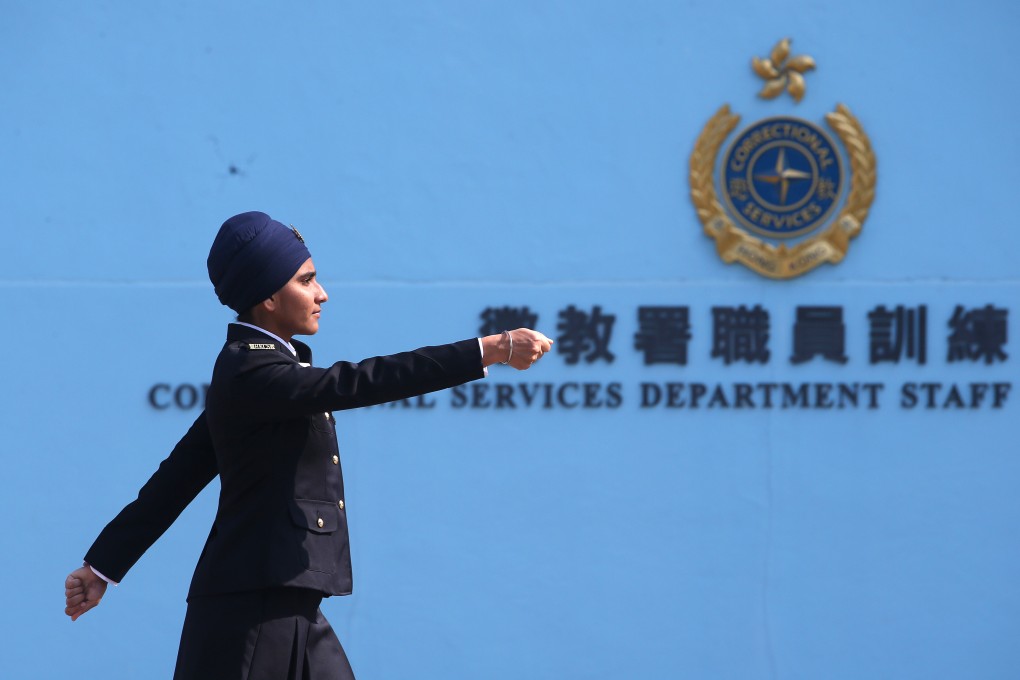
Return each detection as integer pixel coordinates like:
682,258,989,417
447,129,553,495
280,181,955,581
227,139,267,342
230,329,554,419
65,412,217,620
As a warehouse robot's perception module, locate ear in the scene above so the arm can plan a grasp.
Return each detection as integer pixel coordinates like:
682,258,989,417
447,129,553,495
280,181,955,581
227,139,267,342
249,297,276,322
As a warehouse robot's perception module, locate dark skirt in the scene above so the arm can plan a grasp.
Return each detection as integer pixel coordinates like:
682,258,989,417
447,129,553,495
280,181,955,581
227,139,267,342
173,588,355,680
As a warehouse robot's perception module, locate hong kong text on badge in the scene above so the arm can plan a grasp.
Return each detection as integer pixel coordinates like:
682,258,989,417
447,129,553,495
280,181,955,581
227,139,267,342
690,38,876,279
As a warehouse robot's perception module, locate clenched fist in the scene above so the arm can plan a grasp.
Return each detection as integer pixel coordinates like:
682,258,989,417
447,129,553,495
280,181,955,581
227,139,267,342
65,564,108,621
482,329,554,370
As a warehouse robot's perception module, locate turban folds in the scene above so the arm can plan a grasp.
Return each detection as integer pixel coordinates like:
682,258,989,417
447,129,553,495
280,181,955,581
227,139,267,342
207,211,311,314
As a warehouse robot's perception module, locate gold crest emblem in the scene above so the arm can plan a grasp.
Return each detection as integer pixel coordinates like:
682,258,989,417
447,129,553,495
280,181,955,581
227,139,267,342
690,38,877,279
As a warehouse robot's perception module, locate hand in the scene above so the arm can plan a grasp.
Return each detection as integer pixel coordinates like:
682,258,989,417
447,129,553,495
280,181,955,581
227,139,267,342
65,564,108,621
482,329,554,370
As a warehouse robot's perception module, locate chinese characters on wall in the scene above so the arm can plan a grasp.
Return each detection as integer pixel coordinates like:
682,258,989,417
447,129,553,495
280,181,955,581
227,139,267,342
478,304,1008,367
443,303,1010,411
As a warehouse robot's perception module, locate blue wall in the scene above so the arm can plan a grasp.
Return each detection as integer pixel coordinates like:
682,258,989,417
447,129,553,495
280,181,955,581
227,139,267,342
4,2,1019,678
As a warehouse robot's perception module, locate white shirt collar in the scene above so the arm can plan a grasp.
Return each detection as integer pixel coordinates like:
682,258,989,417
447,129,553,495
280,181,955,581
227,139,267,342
235,321,298,357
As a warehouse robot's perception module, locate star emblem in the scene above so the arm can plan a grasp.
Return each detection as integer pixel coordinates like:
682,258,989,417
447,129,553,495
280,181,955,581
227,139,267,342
754,147,811,205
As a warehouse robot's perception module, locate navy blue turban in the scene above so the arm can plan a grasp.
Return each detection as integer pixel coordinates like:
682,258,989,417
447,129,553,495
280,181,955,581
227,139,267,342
207,211,312,314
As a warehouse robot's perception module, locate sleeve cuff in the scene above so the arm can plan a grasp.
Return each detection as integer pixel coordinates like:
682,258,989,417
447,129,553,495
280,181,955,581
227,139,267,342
478,338,488,378
89,564,119,586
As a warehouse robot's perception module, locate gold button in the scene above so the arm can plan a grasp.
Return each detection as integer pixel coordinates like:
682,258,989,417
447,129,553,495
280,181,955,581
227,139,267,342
338,500,345,510
332,455,339,465
316,517,324,528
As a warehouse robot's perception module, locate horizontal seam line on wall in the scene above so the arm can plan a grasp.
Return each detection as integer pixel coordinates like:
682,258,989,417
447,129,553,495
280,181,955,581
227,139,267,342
2,279,1020,287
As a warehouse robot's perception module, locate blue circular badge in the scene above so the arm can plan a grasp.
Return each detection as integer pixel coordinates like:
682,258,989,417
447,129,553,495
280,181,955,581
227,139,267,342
721,117,843,239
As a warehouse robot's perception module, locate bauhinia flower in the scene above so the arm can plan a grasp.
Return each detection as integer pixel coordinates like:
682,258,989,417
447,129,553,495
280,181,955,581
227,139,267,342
752,38,816,103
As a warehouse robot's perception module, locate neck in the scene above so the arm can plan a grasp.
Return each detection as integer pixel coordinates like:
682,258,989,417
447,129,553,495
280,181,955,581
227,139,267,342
247,314,292,343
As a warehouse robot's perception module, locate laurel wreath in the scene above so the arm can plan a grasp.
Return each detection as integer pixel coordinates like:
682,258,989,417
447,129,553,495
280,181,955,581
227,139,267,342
824,104,877,236
689,103,877,279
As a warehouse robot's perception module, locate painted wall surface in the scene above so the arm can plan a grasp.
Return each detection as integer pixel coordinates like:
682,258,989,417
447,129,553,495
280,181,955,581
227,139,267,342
3,2,1018,678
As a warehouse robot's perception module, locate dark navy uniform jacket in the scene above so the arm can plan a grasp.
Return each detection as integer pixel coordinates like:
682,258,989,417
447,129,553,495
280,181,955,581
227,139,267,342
85,324,484,598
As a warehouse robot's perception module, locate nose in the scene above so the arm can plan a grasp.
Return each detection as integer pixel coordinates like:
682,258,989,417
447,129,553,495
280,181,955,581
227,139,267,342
316,282,328,304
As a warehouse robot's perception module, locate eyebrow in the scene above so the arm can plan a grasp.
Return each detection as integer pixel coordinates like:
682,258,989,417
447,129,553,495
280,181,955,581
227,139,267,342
298,270,317,281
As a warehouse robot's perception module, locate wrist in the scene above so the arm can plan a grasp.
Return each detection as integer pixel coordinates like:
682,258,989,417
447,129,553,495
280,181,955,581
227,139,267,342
499,330,513,365
480,332,512,367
